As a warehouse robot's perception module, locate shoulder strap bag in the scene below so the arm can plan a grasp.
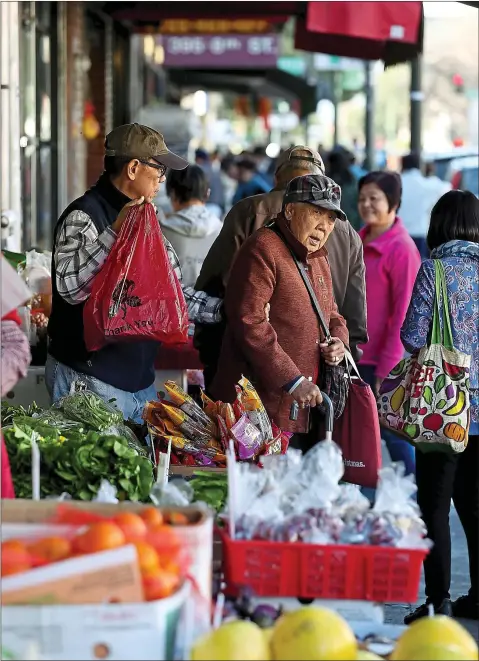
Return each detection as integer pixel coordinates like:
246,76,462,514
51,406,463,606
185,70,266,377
267,223,349,419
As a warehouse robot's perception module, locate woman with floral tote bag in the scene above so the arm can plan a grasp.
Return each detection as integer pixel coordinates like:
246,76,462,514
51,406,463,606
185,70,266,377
400,191,479,624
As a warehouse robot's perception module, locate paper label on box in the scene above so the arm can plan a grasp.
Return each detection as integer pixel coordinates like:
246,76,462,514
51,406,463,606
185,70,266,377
2,546,143,606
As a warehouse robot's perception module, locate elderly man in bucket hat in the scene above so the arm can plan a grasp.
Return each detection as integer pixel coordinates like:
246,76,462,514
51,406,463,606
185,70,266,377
195,145,367,390
210,174,349,452
46,123,223,422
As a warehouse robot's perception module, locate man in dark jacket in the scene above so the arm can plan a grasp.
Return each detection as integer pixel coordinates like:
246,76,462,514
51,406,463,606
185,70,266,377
47,124,222,423
195,145,368,389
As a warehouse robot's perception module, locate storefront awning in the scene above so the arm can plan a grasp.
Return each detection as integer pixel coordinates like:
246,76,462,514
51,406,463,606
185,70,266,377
101,2,307,26
295,1,424,66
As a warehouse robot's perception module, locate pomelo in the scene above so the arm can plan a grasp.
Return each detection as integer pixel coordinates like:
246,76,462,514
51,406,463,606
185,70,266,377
271,606,357,661
391,615,478,661
191,620,270,661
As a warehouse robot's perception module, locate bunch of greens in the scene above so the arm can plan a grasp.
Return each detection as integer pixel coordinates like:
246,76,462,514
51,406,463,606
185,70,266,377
57,390,123,431
1,401,42,426
3,418,154,502
190,471,228,514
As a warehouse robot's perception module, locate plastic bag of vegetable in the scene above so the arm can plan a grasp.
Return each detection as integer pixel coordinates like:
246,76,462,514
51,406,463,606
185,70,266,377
106,423,150,458
56,389,123,431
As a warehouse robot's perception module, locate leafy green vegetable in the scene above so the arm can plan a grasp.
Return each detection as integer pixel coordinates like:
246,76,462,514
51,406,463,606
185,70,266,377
190,471,228,513
57,391,123,431
1,401,42,427
3,421,154,502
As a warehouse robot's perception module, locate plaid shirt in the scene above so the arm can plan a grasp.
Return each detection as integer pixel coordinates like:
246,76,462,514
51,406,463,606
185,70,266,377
54,210,223,325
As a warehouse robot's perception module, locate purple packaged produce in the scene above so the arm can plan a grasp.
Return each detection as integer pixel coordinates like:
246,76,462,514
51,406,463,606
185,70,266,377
230,414,262,461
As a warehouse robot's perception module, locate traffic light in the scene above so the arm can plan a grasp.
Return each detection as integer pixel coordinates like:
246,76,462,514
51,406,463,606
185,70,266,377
452,73,464,94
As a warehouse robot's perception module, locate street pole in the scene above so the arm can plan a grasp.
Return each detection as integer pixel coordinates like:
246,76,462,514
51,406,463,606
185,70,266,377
364,61,375,171
410,55,423,156
332,71,339,147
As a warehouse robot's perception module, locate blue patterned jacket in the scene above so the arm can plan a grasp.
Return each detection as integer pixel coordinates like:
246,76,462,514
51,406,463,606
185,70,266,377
401,240,479,435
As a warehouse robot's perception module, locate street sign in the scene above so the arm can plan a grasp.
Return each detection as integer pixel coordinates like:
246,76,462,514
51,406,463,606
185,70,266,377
162,34,279,68
277,56,307,77
313,54,364,72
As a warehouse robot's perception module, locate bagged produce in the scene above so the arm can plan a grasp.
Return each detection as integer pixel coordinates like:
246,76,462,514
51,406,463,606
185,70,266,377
239,377,273,442
226,440,431,549
164,380,217,435
83,202,188,351
143,377,287,468
56,389,123,431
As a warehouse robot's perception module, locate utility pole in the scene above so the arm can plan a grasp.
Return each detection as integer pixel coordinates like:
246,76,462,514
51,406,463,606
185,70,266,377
364,61,375,171
410,55,423,156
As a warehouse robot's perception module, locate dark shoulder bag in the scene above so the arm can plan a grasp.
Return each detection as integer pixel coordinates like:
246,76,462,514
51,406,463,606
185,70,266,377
267,223,349,419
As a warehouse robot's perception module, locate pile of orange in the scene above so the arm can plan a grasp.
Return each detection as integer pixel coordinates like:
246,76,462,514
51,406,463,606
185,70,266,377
1,507,186,602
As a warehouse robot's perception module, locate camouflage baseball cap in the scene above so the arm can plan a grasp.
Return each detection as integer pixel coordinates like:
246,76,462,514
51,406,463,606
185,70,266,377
105,123,188,170
283,174,347,221
275,145,325,175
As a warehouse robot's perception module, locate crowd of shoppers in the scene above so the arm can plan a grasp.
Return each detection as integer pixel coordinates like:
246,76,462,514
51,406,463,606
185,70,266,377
3,122,477,622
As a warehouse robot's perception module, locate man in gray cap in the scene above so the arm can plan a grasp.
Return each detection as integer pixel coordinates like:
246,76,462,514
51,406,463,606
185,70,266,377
47,123,222,422
195,145,368,389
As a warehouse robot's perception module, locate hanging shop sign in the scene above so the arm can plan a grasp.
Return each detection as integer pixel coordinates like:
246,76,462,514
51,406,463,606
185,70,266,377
157,19,273,34
162,34,279,68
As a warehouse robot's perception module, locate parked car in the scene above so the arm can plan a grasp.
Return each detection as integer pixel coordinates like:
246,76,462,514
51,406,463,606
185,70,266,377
424,148,478,181
448,155,479,197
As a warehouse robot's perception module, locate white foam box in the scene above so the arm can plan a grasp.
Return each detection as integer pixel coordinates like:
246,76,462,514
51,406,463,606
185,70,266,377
1,582,189,661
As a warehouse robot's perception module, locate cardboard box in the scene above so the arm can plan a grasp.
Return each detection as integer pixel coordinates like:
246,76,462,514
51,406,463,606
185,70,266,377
2,545,143,606
1,499,213,602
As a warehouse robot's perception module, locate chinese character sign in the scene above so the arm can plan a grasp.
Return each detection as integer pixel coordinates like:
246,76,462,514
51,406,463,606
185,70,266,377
162,34,279,68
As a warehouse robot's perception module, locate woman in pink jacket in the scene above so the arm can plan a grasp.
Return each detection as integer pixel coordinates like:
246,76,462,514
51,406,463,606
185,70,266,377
357,171,421,474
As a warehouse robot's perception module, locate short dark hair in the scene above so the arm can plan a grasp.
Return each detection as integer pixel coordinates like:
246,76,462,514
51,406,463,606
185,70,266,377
104,155,131,177
401,152,421,171
358,170,402,212
427,190,479,250
166,164,208,203
236,158,257,172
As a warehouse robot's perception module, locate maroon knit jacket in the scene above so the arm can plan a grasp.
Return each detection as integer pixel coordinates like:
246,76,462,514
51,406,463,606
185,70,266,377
210,215,349,434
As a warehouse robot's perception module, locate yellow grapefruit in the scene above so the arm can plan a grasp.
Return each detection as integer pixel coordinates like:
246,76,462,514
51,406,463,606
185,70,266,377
391,615,478,661
191,620,270,661
271,606,357,661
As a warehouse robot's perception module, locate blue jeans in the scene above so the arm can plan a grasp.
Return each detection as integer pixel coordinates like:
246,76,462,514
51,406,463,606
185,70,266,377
358,364,416,475
45,355,157,424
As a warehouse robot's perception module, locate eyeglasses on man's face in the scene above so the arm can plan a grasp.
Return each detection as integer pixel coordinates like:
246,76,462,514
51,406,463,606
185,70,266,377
138,159,167,177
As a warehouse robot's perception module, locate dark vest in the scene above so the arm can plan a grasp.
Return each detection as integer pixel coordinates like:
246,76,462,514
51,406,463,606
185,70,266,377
47,174,158,393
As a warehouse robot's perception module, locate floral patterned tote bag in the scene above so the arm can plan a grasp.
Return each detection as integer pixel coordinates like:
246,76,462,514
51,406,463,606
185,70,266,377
378,260,471,454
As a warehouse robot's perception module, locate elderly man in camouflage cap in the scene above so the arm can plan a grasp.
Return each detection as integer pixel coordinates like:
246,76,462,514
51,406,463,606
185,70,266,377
195,145,368,389
47,123,222,422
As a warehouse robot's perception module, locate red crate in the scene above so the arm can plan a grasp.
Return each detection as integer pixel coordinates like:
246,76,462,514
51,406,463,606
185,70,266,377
220,530,427,602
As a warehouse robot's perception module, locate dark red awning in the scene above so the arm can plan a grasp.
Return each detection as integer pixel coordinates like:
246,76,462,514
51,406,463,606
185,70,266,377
295,1,424,66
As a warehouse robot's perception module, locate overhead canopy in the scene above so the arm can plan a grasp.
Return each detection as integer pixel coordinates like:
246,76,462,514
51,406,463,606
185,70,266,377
101,2,307,27
295,1,424,66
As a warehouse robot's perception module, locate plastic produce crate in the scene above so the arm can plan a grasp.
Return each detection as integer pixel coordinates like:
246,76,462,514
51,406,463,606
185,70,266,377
220,530,428,602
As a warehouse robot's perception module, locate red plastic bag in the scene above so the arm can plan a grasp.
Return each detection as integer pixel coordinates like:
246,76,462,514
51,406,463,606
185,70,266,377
84,203,188,351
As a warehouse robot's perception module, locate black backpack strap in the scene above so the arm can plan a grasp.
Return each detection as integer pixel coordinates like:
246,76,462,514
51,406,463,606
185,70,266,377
267,224,331,342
